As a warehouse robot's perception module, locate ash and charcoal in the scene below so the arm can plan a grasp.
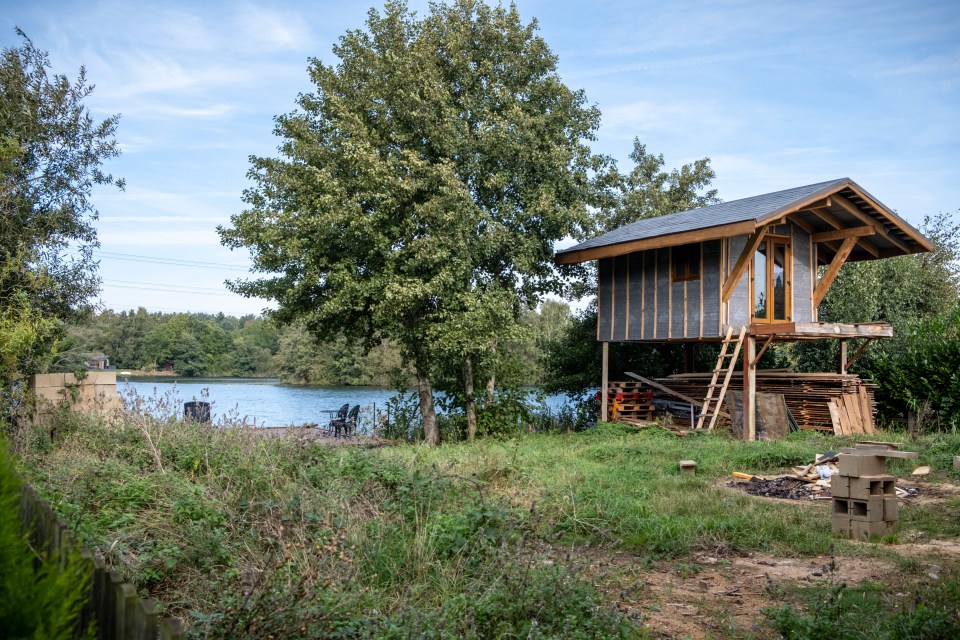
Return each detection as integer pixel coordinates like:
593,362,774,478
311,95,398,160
730,476,823,500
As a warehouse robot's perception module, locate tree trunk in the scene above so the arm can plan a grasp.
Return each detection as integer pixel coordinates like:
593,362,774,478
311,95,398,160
485,342,496,406
417,363,440,444
464,356,477,441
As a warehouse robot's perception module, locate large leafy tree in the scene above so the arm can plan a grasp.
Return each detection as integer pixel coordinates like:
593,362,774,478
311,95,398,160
0,30,122,382
220,0,602,443
542,141,720,393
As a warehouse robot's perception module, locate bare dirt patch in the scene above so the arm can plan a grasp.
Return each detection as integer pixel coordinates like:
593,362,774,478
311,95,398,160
549,538,959,640
581,551,895,639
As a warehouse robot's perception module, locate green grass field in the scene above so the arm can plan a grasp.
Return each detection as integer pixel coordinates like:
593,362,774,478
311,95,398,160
10,409,960,639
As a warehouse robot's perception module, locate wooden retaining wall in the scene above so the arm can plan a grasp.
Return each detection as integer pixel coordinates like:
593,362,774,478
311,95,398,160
17,483,184,640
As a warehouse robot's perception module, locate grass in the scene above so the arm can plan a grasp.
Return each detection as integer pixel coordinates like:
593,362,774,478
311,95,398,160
7,398,960,638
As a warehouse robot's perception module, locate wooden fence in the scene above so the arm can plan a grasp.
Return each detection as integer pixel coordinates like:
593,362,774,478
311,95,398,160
17,483,185,640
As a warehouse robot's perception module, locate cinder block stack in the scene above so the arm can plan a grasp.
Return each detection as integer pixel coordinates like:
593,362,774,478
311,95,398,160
831,443,917,540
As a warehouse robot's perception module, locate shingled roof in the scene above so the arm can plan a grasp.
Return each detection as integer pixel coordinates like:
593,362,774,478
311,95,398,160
555,178,932,265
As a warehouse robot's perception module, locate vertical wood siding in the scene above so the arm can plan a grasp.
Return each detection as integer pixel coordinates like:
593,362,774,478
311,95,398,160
792,223,813,322
613,254,629,341
595,226,820,341
597,257,612,340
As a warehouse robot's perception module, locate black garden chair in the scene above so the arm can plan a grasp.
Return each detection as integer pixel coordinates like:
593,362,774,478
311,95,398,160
334,405,360,438
325,403,349,436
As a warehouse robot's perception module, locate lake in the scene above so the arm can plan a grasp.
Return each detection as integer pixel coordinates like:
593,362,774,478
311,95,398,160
120,377,573,429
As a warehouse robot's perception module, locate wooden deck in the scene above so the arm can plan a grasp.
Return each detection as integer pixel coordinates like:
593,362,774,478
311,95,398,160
746,321,892,340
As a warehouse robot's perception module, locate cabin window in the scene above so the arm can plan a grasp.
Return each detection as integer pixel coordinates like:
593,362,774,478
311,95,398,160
752,235,791,323
672,243,700,282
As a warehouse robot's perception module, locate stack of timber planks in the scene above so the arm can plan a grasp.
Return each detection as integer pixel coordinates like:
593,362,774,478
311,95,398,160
656,372,876,433
604,381,656,424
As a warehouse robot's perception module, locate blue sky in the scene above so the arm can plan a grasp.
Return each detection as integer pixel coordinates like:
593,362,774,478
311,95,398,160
4,0,959,316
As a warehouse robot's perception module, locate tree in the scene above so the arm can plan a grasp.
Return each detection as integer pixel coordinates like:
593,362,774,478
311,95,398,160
220,1,602,443
542,142,719,393
0,30,122,382
793,211,960,425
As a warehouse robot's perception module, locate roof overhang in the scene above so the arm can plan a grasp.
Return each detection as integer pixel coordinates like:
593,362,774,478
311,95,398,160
555,179,932,265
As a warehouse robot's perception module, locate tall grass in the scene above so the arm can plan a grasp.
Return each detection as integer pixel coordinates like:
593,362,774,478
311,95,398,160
10,388,960,638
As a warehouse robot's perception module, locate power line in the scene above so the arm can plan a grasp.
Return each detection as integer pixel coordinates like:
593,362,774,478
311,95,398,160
95,250,252,271
105,279,230,294
105,283,237,297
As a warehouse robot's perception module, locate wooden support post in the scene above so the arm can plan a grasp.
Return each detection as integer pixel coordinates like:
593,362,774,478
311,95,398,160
601,342,609,422
743,334,757,441
838,339,848,375
684,343,695,373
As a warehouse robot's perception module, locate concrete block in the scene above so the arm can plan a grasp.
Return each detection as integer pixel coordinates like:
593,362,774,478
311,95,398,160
848,497,885,522
849,475,896,499
832,498,850,515
831,514,851,534
831,475,850,498
34,387,66,402
851,519,894,541
883,497,899,522
838,454,887,477
679,460,697,476
29,373,65,389
84,371,117,385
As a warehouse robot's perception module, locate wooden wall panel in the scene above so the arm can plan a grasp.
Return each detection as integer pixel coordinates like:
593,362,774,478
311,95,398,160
728,235,751,326
627,252,643,340
643,250,656,339
656,249,670,339
671,280,684,338
792,223,813,322
612,254,630,341
598,257,613,340
701,240,721,338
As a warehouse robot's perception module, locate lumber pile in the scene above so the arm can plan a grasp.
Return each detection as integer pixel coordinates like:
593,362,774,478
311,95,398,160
656,372,876,433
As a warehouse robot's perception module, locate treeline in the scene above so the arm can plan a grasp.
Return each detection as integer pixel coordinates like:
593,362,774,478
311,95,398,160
65,301,573,385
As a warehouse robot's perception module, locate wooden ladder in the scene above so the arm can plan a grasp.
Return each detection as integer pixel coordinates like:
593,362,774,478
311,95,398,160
695,325,747,430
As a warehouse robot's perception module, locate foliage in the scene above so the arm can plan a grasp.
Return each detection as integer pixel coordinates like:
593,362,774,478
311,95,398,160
0,29,123,380
765,556,960,639
0,436,94,639
220,0,604,442
870,303,960,428
542,140,719,392
598,139,719,235
15,397,638,639
794,211,960,427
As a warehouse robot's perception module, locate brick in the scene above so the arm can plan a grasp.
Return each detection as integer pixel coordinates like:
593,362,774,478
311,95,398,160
838,454,887,477
851,519,893,541
849,475,896,499
831,475,850,498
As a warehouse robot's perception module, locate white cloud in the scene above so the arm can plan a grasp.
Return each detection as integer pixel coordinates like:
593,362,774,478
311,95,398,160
234,3,311,51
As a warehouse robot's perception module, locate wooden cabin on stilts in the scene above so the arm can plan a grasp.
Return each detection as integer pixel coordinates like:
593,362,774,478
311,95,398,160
555,178,932,440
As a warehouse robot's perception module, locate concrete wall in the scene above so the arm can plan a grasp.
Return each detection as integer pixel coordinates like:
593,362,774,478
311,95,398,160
29,371,124,424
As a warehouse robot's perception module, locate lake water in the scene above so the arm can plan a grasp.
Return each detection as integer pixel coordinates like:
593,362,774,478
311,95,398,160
120,377,572,429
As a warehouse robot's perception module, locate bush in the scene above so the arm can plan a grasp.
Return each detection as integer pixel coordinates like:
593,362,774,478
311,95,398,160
0,436,94,639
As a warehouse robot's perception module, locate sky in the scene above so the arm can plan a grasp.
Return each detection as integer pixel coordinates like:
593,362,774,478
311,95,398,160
3,0,959,316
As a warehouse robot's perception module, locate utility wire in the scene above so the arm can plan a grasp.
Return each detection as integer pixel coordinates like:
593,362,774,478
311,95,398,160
105,279,231,294
95,250,251,271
